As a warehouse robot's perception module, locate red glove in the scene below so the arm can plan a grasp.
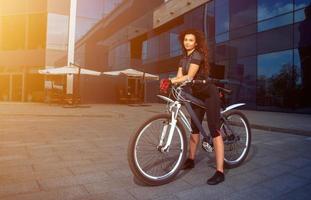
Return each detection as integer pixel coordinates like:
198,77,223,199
160,78,172,94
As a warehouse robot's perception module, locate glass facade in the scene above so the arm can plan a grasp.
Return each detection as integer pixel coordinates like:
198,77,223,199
134,0,311,113
0,0,48,102
0,0,125,102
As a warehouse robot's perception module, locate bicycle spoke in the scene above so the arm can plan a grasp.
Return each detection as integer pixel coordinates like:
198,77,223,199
133,116,185,180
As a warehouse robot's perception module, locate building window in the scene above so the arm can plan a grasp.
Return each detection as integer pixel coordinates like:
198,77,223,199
229,34,256,58
215,0,229,38
257,49,301,109
229,0,257,30
293,8,311,48
257,25,293,54
108,42,130,69
228,56,257,106
258,13,293,32
258,0,293,21
1,15,26,50
170,32,182,57
204,0,215,41
142,40,148,62
294,0,311,10
28,13,47,49
46,13,69,50
216,32,229,43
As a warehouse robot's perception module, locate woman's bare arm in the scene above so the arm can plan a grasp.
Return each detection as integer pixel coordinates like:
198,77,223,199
176,67,183,78
170,63,199,84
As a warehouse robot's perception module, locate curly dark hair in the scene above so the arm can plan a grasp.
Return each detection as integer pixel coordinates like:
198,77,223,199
178,28,210,76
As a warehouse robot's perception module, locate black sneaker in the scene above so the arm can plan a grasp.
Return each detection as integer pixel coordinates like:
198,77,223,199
181,158,195,170
207,171,225,185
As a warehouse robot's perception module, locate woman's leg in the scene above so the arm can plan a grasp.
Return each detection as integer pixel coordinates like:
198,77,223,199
213,132,224,173
182,105,205,169
189,133,200,160
205,84,225,184
188,105,205,160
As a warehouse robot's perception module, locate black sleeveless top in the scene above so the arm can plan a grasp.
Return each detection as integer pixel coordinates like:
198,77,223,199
179,49,207,93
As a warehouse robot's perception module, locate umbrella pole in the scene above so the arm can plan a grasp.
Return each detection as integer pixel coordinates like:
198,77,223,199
142,72,145,104
76,66,81,105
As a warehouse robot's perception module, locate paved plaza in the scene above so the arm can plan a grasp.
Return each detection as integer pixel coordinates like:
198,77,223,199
0,103,311,200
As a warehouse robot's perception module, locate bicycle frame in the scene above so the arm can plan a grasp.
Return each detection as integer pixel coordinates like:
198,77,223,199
157,85,245,152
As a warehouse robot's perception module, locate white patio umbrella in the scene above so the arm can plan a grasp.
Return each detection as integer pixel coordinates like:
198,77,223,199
38,66,101,76
102,68,159,80
38,65,101,106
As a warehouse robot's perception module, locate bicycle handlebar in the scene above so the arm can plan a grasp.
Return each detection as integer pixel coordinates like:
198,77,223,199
192,78,229,85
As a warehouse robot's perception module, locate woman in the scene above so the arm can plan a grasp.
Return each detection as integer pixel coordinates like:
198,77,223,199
169,29,225,185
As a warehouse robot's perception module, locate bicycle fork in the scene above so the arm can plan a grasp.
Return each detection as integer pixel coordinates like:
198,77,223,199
158,103,181,153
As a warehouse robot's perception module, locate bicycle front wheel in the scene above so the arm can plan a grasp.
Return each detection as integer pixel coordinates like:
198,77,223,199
128,114,187,186
220,110,251,168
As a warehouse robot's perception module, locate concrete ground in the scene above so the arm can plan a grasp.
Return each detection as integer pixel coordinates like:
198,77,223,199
0,103,310,200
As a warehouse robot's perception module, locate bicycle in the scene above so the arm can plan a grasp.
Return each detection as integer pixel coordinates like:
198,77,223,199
128,78,251,186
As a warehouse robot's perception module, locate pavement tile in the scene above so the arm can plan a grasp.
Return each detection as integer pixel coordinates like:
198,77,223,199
0,165,33,176
0,185,88,200
277,183,311,200
32,159,93,171
175,184,234,200
151,194,180,200
261,174,310,195
289,165,311,180
0,169,72,184
221,171,269,190
224,184,277,200
38,172,109,190
0,181,40,198
83,180,126,194
75,189,137,200
280,157,311,169
255,162,294,177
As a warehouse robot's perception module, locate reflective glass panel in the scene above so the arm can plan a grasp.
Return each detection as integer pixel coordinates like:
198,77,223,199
1,15,26,50
230,0,257,29
294,14,311,48
229,35,256,58
258,13,293,32
257,25,293,54
257,50,299,108
46,13,69,50
294,9,306,22
215,32,229,43
294,46,311,107
28,13,47,49
170,32,182,57
215,42,230,61
228,56,256,107
215,0,229,34
295,0,311,10
258,0,293,21
204,1,215,40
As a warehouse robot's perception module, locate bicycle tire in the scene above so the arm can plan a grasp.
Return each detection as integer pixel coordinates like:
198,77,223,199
128,114,187,186
220,110,251,169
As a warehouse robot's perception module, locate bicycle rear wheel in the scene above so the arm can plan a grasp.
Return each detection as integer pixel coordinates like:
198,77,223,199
220,110,251,168
128,114,187,186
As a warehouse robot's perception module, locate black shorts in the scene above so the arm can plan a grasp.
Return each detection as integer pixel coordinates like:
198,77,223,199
190,84,221,138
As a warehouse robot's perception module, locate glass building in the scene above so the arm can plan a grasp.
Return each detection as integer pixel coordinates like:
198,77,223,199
88,0,310,113
0,0,123,102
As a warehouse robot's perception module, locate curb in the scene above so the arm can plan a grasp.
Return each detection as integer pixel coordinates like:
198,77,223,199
250,124,311,137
